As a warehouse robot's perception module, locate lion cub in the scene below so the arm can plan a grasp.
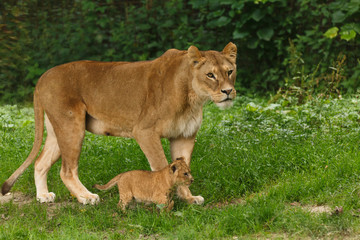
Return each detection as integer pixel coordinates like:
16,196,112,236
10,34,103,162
93,158,193,211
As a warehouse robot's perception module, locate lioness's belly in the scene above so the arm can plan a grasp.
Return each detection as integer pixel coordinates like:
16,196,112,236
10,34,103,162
85,109,203,139
85,114,133,138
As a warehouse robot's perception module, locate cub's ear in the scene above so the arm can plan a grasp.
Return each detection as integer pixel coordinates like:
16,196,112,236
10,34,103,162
188,45,206,68
176,157,185,161
171,164,177,173
222,42,237,63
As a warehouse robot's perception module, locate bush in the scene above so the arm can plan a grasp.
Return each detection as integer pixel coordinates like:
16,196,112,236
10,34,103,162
0,0,359,103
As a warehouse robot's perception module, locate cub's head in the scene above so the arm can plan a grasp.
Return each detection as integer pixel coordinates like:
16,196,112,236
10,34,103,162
188,42,237,109
169,157,194,186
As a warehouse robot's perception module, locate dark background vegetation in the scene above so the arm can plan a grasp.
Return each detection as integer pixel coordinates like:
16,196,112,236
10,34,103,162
1,0,359,103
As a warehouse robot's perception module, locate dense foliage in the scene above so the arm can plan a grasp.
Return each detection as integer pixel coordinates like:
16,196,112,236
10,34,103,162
1,0,359,103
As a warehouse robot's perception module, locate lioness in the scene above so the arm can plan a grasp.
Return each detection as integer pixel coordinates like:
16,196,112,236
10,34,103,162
2,43,237,205
93,158,193,211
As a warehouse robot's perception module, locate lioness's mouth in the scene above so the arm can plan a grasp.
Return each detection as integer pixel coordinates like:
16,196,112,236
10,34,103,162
219,98,233,103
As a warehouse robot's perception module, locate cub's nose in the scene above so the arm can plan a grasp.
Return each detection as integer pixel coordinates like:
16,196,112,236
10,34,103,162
190,178,194,183
221,88,233,95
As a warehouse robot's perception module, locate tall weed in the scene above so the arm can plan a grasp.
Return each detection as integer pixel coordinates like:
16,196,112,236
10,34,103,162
271,40,348,105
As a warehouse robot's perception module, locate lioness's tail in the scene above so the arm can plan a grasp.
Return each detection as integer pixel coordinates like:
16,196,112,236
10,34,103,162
1,91,44,195
93,174,123,191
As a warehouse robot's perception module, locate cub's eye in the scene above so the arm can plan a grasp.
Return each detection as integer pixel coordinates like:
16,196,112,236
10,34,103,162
184,173,188,176
206,73,215,79
228,70,233,76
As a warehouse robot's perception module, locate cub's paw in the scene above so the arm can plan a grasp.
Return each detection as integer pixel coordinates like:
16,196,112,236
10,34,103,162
187,195,204,205
78,193,100,205
37,192,56,203
192,195,204,205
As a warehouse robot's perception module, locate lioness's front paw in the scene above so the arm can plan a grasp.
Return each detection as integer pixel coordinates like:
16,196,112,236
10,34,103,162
187,195,204,205
37,192,56,203
78,193,100,205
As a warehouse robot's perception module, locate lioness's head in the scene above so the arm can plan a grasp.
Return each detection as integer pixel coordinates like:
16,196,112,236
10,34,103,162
188,42,237,109
169,158,194,186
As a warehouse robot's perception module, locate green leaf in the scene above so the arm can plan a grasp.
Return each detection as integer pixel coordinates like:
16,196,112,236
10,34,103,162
256,27,274,41
173,211,184,217
340,29,356,41
323,27,339,39
216,16,231,27
162,20,174,28
189,0,203,8
251,9,266,22
156,204,166,210
354,24,360,34
348,0,360,15
332,11,346,23
246,102,260,112
342,23,360,34
247,39,259,49
233,29,249,39
254,0,269,3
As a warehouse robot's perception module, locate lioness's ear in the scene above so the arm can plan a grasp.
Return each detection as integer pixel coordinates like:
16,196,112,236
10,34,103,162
222,42,237,63
188,45,205,67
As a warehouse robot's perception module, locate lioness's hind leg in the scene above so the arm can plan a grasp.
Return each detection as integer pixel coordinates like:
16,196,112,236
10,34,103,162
51,109,99,205
34,115,61,203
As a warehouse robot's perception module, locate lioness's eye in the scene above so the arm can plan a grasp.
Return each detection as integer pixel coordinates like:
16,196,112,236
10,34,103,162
206,73,215,79
228,70,233,76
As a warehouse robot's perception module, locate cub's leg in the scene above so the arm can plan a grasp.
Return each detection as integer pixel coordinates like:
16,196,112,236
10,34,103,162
170,136,204,205
166,200,175,211
117,185,133,212
153,194,173,212
48,109,99,205
34,115,61,203
176,186,204,205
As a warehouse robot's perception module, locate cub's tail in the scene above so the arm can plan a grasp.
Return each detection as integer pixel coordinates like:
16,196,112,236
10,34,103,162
2,91,44,195
93,173,123,191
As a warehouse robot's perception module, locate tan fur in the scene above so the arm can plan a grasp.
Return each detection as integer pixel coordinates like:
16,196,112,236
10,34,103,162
94,158,193,211
1,43,237,205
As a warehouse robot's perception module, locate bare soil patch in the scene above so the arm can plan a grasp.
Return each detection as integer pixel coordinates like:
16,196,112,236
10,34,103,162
0,192,33,206
289,202,344,215
0,192,342,218
0,192,80,220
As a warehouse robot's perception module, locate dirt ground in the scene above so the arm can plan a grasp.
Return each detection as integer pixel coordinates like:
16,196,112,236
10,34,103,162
0,192,33,206
1,191,337,216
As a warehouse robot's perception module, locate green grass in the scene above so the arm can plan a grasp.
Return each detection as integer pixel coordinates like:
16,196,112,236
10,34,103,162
1,95,360,239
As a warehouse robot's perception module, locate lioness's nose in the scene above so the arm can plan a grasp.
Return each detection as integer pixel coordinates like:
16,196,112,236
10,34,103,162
221,88,232,95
